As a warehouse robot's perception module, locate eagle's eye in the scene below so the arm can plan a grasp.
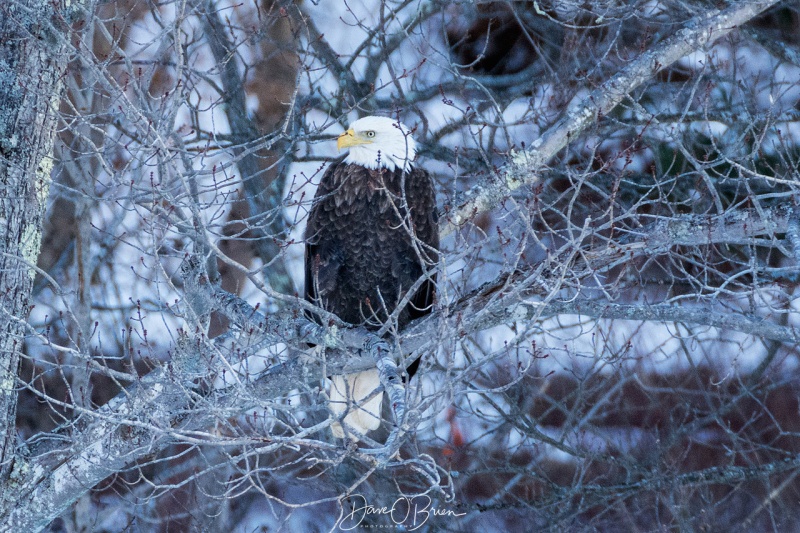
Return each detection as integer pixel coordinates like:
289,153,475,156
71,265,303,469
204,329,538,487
365,131,376,138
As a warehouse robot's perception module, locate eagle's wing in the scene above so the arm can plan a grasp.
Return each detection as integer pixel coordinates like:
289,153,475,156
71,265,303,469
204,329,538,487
304,160,344,313
406,165,439,321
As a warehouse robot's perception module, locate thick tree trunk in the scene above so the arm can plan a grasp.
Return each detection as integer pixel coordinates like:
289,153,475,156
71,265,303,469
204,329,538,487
0,1,80,481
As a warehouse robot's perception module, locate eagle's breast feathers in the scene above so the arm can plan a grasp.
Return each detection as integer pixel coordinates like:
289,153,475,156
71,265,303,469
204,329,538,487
305,161,438,329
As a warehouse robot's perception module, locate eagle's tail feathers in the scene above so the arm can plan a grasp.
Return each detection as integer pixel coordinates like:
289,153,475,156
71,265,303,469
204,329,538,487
329,369,382,439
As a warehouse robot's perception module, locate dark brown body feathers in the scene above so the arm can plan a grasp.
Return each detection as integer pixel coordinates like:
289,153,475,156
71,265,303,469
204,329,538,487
304,160,439,332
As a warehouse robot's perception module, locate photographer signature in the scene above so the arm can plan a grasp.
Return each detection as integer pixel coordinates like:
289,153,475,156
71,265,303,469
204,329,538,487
338,494,466,530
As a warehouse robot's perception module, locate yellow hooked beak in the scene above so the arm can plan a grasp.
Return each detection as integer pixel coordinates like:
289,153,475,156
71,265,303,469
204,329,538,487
337,129,373,151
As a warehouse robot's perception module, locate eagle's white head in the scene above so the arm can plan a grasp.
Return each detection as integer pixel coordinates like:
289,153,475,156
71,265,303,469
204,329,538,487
337,116,417,172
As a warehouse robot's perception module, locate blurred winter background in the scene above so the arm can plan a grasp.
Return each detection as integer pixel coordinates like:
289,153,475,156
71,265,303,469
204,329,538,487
16,0,800,531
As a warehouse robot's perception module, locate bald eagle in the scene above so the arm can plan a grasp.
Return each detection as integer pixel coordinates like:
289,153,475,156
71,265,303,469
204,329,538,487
304,116,439,439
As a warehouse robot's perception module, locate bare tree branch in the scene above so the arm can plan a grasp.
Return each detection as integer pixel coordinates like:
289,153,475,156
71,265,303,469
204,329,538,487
441,0,783,235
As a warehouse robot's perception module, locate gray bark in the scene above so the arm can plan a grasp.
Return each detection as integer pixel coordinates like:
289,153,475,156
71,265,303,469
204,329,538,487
0,1,87,483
